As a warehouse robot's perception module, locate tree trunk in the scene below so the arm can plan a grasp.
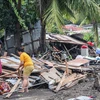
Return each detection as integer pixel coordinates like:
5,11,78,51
40,20,46,53
29,26,34,54
14,24,21,47
93,21,99,47
39,0,46,53
14,0,21,48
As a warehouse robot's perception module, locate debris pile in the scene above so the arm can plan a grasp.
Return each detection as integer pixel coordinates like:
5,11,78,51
0,54,91,98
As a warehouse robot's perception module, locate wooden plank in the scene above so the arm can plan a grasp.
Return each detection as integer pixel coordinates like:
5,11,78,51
1,57,20,64
58,77,84,91
2,69,15,73
5,79,21,98
55,64,92,71
10,53,20,59
1,70,17,77
54,60,69,92
55,71,66,92
1,58,19,69
55,60,70,92
32,57,44,65
2,70,10,74
62,73,77,86
65,77,85,88
2,64,18,70
61,74,86,88
67,58,89,66
41,68,62,83
0,71,18,78
68,66,92,71
55,73,86,92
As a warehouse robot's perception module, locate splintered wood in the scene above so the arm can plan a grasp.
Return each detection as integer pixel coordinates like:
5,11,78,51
40,59,87,92
55,73,86,92
0,56,88,96
41,68,62,83
0,71,18,78
5,79,21,98
0,57,43,73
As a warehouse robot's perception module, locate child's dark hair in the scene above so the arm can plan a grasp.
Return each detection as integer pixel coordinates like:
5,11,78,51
17,47,24,52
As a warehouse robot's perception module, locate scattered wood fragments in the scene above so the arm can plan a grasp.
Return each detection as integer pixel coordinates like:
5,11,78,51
4,79,21,98
0,55,92,98
41,68,62,83
55,73,86,92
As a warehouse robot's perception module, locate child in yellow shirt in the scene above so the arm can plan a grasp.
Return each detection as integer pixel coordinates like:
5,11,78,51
17,48,34,92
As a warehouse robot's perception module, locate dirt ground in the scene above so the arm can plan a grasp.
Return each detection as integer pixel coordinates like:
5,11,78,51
0,76,100,100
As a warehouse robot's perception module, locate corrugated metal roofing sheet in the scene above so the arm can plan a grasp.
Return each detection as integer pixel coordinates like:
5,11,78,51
46,34,85,45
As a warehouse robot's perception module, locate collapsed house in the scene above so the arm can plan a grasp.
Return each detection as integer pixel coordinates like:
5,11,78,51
0,33,97,98
0,55,89,98
45,33,95,61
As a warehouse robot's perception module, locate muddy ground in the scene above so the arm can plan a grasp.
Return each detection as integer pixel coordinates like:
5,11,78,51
0,76,100,100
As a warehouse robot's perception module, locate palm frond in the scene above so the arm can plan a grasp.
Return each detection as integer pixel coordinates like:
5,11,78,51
68,0,100,21
43,0,65,29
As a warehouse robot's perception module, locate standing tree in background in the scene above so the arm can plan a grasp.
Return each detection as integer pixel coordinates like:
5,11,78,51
0,0,37,53
67,0,100,47
15,0,21,47
0,0,19,50
37,0,100,52
0,0,100,53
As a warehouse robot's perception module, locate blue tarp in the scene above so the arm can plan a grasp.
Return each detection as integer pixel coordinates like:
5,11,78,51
96,48,100,54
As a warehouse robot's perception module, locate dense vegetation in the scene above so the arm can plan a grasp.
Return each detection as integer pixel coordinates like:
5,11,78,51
0,0,100,53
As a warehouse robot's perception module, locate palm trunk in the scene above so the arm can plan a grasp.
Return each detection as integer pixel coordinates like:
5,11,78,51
93,21,99,47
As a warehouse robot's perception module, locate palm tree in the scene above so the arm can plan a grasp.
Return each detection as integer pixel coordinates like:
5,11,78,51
64,0,100,47
38,0,74,53
68,0,100,47
7,0,100,52
40,0,100,51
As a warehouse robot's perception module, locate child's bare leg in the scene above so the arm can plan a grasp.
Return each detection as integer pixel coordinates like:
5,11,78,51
23,75,29,92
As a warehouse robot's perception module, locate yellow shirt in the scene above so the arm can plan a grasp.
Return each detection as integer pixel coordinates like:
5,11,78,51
20,52,34,67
